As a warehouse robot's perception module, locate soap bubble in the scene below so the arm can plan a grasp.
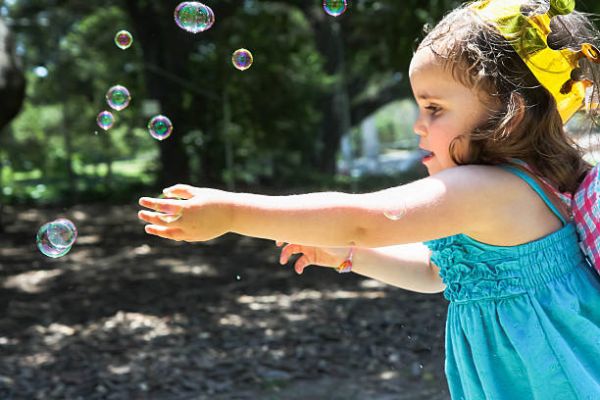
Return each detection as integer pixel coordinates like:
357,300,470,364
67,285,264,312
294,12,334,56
323,0,347,17
174,2,215,33
96,111,115,131
148,115,173,141
36,218,78,258
106,85,131,111
232,49,253,71
384,206,406,221
115,30,133,50
158,212,183,223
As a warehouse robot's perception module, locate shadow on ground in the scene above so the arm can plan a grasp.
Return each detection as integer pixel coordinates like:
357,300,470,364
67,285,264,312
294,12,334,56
0,204,450,400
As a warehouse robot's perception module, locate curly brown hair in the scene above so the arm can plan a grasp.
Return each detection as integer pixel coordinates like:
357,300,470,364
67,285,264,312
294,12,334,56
417,0,600,192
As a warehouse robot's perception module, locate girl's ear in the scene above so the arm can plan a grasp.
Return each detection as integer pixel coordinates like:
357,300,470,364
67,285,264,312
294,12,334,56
507,93,527,129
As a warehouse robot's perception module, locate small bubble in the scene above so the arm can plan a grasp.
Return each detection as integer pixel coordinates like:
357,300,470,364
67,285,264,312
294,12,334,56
232,48,253,71
106,85,131,111
158,213,182,223
236,275,241,280
174,2,215,33
148,115,173,141
114,30,133,50
97,111,115,131
384,207,406,221
323,0,347,17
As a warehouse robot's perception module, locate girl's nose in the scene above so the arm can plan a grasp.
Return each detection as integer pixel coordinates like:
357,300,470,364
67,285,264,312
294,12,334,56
413,116,427,137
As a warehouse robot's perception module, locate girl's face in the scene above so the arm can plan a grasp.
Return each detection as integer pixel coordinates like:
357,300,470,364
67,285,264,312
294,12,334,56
409,47,495,175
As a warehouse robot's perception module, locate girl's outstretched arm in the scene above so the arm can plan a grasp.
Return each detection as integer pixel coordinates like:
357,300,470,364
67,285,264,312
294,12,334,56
138,165,506,247
278,241,444,294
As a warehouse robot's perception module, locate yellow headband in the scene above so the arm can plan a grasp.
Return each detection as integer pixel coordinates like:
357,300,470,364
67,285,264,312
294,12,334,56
471,0,600,122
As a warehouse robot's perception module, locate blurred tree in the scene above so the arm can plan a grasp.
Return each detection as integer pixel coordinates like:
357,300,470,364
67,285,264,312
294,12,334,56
10,0,598,200
0,15,25,232
0,17,25,130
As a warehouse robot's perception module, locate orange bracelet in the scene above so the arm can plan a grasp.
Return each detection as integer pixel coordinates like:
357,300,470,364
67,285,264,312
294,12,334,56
336,246,355,274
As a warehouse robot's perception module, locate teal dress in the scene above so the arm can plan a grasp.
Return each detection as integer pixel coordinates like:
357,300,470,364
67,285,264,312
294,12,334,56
424,165,600,399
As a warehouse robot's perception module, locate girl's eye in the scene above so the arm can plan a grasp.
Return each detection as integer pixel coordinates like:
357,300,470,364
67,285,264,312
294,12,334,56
425,105,441,114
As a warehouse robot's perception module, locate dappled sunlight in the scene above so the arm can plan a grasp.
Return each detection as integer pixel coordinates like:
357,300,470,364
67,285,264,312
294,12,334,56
18,351,56,368
379,370,400,380
3,269,64,294
237,287,388,312
218,313,247,327
73,234,102,245
86,311,186,342
166,263,218,277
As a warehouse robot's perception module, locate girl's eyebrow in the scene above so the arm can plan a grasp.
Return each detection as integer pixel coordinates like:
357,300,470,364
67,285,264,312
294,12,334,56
416,93,444,101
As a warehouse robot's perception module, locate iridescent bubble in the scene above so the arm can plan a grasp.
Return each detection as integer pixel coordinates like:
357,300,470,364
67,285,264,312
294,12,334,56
232,49,253,71
174,2,215,33
97,111,115,131
36,219,78,259
323,0,347,17
106,85,131,111
148,115,173,141
114,30,133,50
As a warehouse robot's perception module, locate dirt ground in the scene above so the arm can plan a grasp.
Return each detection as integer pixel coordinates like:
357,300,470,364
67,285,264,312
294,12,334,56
0,204,450,400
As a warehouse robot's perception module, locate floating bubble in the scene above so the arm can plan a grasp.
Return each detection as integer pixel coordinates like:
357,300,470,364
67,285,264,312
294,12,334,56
114,30,133,50
174,2,215,33
323,0,347,17
106,85,131,111
232,49,253,71
384,207,406,221
96,111,115,131
36,219,78,258
158,212,183,223
148,115,173,141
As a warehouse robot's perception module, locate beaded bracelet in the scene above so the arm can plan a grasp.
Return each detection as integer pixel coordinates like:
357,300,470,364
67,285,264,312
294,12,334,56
335,246,355,274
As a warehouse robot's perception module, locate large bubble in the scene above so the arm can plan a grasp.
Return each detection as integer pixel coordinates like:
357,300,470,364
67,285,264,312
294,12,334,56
36,218,78,258
174,2,215,33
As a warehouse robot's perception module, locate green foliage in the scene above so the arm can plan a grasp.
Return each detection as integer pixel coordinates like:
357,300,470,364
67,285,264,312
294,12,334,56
11,0,583,204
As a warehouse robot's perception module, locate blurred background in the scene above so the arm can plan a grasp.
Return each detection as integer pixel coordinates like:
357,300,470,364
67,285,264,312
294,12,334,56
1,1,599,399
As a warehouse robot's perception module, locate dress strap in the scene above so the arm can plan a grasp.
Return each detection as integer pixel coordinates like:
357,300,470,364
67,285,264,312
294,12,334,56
500,164,569,226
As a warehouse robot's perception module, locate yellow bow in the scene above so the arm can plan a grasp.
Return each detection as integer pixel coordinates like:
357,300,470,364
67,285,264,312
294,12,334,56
471,0,600,122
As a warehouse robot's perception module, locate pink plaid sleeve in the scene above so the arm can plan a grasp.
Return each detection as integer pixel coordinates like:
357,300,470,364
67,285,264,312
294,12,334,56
572,166,600,274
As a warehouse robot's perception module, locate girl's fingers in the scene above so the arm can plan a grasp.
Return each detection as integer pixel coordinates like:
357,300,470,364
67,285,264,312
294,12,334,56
144,225,184,241
139,197,183,214
294,255,310,275
162,184,196,200
280,243,306,265
138,210,183,225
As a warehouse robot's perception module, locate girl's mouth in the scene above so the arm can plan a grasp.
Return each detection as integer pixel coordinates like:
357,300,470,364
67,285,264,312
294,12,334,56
420,149,435,162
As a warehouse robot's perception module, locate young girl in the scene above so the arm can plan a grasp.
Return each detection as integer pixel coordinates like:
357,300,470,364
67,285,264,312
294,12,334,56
138,0,600,398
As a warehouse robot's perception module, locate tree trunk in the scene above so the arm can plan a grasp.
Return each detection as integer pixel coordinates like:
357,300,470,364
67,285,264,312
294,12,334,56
0,17,25,233
0,18,25,133
124,1,193,188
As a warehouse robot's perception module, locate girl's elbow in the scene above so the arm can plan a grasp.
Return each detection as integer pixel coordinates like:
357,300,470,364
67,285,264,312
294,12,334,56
421,283,446,294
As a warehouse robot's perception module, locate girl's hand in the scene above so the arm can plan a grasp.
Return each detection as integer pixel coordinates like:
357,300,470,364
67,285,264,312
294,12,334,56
138,184,232,242
276,241,350,275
